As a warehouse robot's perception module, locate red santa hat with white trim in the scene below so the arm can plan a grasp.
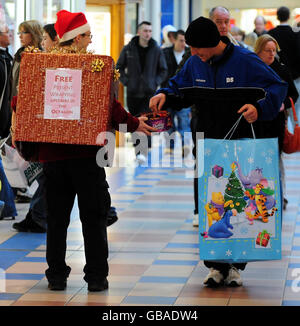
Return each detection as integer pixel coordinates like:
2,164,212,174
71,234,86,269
54,10,90,43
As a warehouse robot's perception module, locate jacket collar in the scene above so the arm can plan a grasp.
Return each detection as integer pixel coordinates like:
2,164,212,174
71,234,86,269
209,36,234,66
130,35,157,49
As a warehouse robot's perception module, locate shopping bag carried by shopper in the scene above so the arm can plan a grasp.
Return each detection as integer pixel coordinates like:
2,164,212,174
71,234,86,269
1,142,42,188
197,116,281,263
283,97,300,154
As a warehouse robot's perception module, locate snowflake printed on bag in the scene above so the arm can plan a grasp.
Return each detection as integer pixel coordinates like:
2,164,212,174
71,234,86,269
248,157,254,164
265,157,273,164
205,149,211,156
225,250,232,256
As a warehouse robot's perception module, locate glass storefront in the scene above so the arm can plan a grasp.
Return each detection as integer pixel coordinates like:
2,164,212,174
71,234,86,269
86,6,111,55
125,2,139,44
0,0,85,54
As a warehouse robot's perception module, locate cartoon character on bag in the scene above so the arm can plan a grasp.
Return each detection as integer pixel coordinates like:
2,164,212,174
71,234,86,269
204,192,225,227
234,161,276,210
207,200,236,238
244,183,277,223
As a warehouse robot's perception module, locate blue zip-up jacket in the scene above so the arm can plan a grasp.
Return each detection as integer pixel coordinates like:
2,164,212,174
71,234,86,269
157,38,288,139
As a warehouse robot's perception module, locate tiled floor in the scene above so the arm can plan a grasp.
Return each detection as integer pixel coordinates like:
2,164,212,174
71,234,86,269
0,143,299,306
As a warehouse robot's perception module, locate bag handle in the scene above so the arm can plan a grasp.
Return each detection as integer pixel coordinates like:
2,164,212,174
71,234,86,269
289,97,298,126
223,114,256,140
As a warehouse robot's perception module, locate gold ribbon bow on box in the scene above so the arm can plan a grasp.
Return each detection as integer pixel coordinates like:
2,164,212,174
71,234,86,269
114,69,120,81
91,59,105,72
24,46,41,53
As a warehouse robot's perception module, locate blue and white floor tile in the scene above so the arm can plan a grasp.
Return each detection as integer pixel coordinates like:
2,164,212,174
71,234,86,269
0,147,299,305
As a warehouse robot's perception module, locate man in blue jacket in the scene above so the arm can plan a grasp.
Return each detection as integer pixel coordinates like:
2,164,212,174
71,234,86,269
149,17,287,288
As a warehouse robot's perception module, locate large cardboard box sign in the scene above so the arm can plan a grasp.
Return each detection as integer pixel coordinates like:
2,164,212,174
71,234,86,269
15,52,115,146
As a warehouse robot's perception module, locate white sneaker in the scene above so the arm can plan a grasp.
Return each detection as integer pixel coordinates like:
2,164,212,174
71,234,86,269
192,214,199,227
203,268,224,287
225,266,243,287
136,154,147,165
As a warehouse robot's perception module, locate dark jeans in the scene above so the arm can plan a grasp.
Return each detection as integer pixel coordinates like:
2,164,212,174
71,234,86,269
43,158,111,283
165,108,191,149
127,96,152,156
191,115,198,215
30,171,47,229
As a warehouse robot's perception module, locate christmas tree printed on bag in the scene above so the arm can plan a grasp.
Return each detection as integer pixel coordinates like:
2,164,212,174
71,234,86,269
224,163,247,213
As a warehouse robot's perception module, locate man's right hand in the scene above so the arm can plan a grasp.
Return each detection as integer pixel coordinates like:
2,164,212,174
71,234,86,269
149,93,166,115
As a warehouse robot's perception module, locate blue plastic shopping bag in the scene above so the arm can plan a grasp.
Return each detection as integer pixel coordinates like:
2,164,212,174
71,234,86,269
197,136,282,263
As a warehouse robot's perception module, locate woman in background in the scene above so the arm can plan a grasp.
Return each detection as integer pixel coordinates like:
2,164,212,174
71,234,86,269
254,34,299,210
10,20,46,232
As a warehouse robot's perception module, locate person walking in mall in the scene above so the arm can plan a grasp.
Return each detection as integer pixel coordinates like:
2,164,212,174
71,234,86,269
268,6,300,119
116,21,167,165
161,29,191,157
24,10,156,292
254,34,299,211
149,16,287,288
0,21,17,220
10,20,43,206
177,6,238,228
10,20,46,232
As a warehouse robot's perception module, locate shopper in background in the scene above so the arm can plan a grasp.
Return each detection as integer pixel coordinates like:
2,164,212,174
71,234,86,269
162,29,191,157
254,34,299,210
116,21,167,165
268,6,300,119
41,23,59,51
10,20,43,205
161,24,177,48
230,26,253,51
252,16,268,37
12,22,55,234
0,21,17,220
245,16,268,49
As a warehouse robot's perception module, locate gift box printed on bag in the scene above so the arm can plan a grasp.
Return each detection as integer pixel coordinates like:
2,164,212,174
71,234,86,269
256,230,271,247
14,52,116,146
198,137,282,263
212,165,224,178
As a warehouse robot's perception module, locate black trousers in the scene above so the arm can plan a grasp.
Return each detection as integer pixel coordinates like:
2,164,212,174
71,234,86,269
43,158,111,283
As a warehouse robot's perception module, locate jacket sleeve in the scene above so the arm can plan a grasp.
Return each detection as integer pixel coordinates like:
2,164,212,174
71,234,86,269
246,54,288,121
116,46,129,86
155,49,168,87
111,98,139,132
0,58,5,96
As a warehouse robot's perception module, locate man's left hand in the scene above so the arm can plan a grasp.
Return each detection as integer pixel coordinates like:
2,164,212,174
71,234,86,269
238,104,258,123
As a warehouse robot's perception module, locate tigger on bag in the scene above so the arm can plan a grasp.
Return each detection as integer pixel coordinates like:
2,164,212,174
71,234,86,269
244,183,278,223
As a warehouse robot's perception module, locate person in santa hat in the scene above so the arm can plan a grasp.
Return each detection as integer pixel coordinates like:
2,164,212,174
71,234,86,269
41,10,156,292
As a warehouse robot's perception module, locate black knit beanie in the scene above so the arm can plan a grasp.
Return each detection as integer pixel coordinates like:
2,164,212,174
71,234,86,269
185,16,220,48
